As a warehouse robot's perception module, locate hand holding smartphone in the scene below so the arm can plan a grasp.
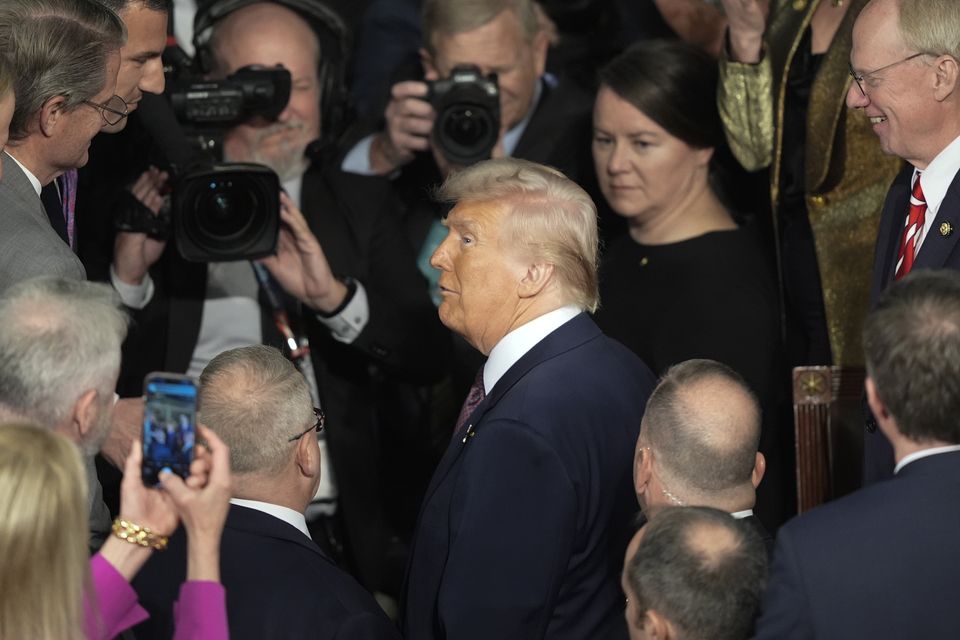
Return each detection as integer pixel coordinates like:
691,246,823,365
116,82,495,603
141,372,198,487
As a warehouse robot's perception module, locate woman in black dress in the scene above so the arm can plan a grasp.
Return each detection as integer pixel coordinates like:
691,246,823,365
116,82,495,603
591,40,790,524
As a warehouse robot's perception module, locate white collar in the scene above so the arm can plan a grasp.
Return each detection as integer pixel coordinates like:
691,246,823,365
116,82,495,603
483,305,581,393
5,151,42,197
730,509,755,519
894,444,960,474
230,498,312,539
913,134,960,218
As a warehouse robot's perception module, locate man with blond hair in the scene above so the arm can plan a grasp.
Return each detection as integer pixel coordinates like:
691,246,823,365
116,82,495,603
404,158,656,639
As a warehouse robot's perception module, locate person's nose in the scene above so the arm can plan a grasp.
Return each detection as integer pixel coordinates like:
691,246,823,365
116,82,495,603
140,59,166,95
846,82,870,110
430,232,454,271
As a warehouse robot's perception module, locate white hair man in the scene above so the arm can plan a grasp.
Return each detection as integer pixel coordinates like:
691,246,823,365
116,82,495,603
0,277,129,550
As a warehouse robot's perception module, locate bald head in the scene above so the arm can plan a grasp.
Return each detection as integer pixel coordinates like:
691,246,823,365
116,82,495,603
208,2,320,77
199,345,313,478
623,507,767,640
640,360,761,499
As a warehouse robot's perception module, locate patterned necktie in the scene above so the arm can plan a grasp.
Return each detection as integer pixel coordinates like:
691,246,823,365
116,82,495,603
895,176,926,280
454,367,486,436
60,169,78,250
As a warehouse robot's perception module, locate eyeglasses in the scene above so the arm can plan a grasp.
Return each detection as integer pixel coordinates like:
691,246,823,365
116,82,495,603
82,94,129,126
849,52,928,96
287,407,325,442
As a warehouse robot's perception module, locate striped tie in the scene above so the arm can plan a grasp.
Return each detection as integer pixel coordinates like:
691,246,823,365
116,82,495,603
895,176,926,280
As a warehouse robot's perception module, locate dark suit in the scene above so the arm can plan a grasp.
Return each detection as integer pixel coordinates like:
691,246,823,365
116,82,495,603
741,513,775,558
754,449,960,638
0,153,85,293
121,163,450,592
133,504,402,640
865,168,960,483
403,313,656,640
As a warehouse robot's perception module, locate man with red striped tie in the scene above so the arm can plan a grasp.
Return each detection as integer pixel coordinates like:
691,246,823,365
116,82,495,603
847,0,960,484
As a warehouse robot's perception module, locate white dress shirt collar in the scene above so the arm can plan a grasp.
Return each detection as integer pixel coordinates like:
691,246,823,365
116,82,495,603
5,151,42,196
730,509,755,520
483,305,581,393
894,444,960,475
230,498,312,539
912,133,960,251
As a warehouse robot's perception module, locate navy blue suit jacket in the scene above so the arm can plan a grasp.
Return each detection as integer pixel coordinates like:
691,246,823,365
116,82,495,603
133,504,401,640
754,450,960,639
402,313,656,640
865,168,960,484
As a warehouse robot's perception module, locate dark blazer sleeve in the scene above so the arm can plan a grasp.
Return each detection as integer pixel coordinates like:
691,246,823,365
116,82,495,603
334,612,403,640
753,526,816,640
309,169,451,382
435,418,578,639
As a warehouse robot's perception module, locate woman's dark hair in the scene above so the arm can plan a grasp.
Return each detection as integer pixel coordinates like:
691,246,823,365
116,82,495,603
598,40,747,212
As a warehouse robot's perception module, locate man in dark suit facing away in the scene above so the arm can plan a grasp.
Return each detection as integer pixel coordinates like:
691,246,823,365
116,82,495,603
133,345,401,640
403,158,656,640
632,359,773,553
847,0,960,483
754,269,960,639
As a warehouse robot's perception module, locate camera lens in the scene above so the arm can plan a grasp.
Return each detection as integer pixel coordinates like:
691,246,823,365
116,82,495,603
442,107,491,148
194,180,258,240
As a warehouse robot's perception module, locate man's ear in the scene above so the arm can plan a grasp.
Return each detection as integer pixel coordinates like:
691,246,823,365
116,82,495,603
865,376,895,432
70,389,101,441
517,261,555,298
634,442,652,498
642,609,673,640
39,95,69,138
932,54,960,102
419,47,440,82
295,432,321,481
751,451,766,489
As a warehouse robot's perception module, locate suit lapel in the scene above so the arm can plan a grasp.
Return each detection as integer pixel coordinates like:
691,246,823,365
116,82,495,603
872,167,912,303
2,153,50,227
914,170,960,271
419,314,600,507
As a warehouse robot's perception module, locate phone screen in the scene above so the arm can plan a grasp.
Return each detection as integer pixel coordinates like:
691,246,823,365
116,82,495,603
142,374,197,487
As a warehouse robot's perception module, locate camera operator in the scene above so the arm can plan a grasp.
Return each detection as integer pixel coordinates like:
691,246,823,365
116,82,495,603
342,0,595,396
110,0,449,601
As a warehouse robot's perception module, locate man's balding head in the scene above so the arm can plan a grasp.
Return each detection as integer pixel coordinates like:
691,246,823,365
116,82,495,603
635,360,764,514
622,506,767,640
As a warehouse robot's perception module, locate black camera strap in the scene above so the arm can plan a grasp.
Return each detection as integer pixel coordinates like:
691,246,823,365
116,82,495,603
251,262,323,416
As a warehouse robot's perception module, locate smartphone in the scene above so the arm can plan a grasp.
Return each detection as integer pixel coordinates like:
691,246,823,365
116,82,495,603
141,372,198,487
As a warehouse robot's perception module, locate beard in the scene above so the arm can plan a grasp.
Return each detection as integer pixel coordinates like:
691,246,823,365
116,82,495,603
245,120,312,183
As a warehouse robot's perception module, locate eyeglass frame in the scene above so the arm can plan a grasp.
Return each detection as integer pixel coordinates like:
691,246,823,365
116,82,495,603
287,407,325,442
82,94,129,126
848,52,930,96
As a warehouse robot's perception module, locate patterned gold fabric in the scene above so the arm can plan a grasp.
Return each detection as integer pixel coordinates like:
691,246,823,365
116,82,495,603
717,0,903,365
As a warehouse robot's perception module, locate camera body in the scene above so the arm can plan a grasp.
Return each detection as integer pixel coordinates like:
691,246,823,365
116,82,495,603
169,65,291,126
427,65,500,167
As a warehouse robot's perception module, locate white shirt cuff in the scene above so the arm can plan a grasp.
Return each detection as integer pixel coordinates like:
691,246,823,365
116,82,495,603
315,280,369,343
110,265,155,310
340,135,378,176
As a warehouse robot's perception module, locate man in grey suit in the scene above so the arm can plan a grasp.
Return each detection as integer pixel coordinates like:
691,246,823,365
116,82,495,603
0,0,125,292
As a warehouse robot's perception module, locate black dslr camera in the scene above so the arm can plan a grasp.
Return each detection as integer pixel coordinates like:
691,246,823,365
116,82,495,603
427,65,500,166
117,63,291,262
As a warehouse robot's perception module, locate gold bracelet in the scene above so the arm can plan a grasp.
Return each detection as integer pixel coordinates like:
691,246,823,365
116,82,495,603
111,518,169,551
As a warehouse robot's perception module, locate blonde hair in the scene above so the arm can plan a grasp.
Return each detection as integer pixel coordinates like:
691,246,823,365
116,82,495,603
436,158,600,312
898,0,960,60
0,424,90,640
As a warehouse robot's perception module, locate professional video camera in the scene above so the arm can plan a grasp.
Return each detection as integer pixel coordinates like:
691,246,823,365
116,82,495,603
117,60,291,262
426,65,500,167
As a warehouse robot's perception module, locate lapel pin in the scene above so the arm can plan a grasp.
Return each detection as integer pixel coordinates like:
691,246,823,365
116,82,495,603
941,222,954,237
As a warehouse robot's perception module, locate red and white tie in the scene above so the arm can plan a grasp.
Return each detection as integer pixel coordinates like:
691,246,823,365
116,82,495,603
895,176,927,280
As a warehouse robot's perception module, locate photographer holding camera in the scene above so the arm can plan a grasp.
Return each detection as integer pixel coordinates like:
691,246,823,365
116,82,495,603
108,0,449,601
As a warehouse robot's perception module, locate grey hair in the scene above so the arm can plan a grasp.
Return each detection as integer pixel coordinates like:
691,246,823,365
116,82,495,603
421,0,541,55
96,0,171,13
436,157,600,312
626,506,767,640
898,0,960,61
0,278,128,428
199,345,313,476
0,0,126,142
642,359,761,494
863,269,960,444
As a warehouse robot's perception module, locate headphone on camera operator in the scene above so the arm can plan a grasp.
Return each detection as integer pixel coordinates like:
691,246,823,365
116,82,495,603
122,0,351,262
